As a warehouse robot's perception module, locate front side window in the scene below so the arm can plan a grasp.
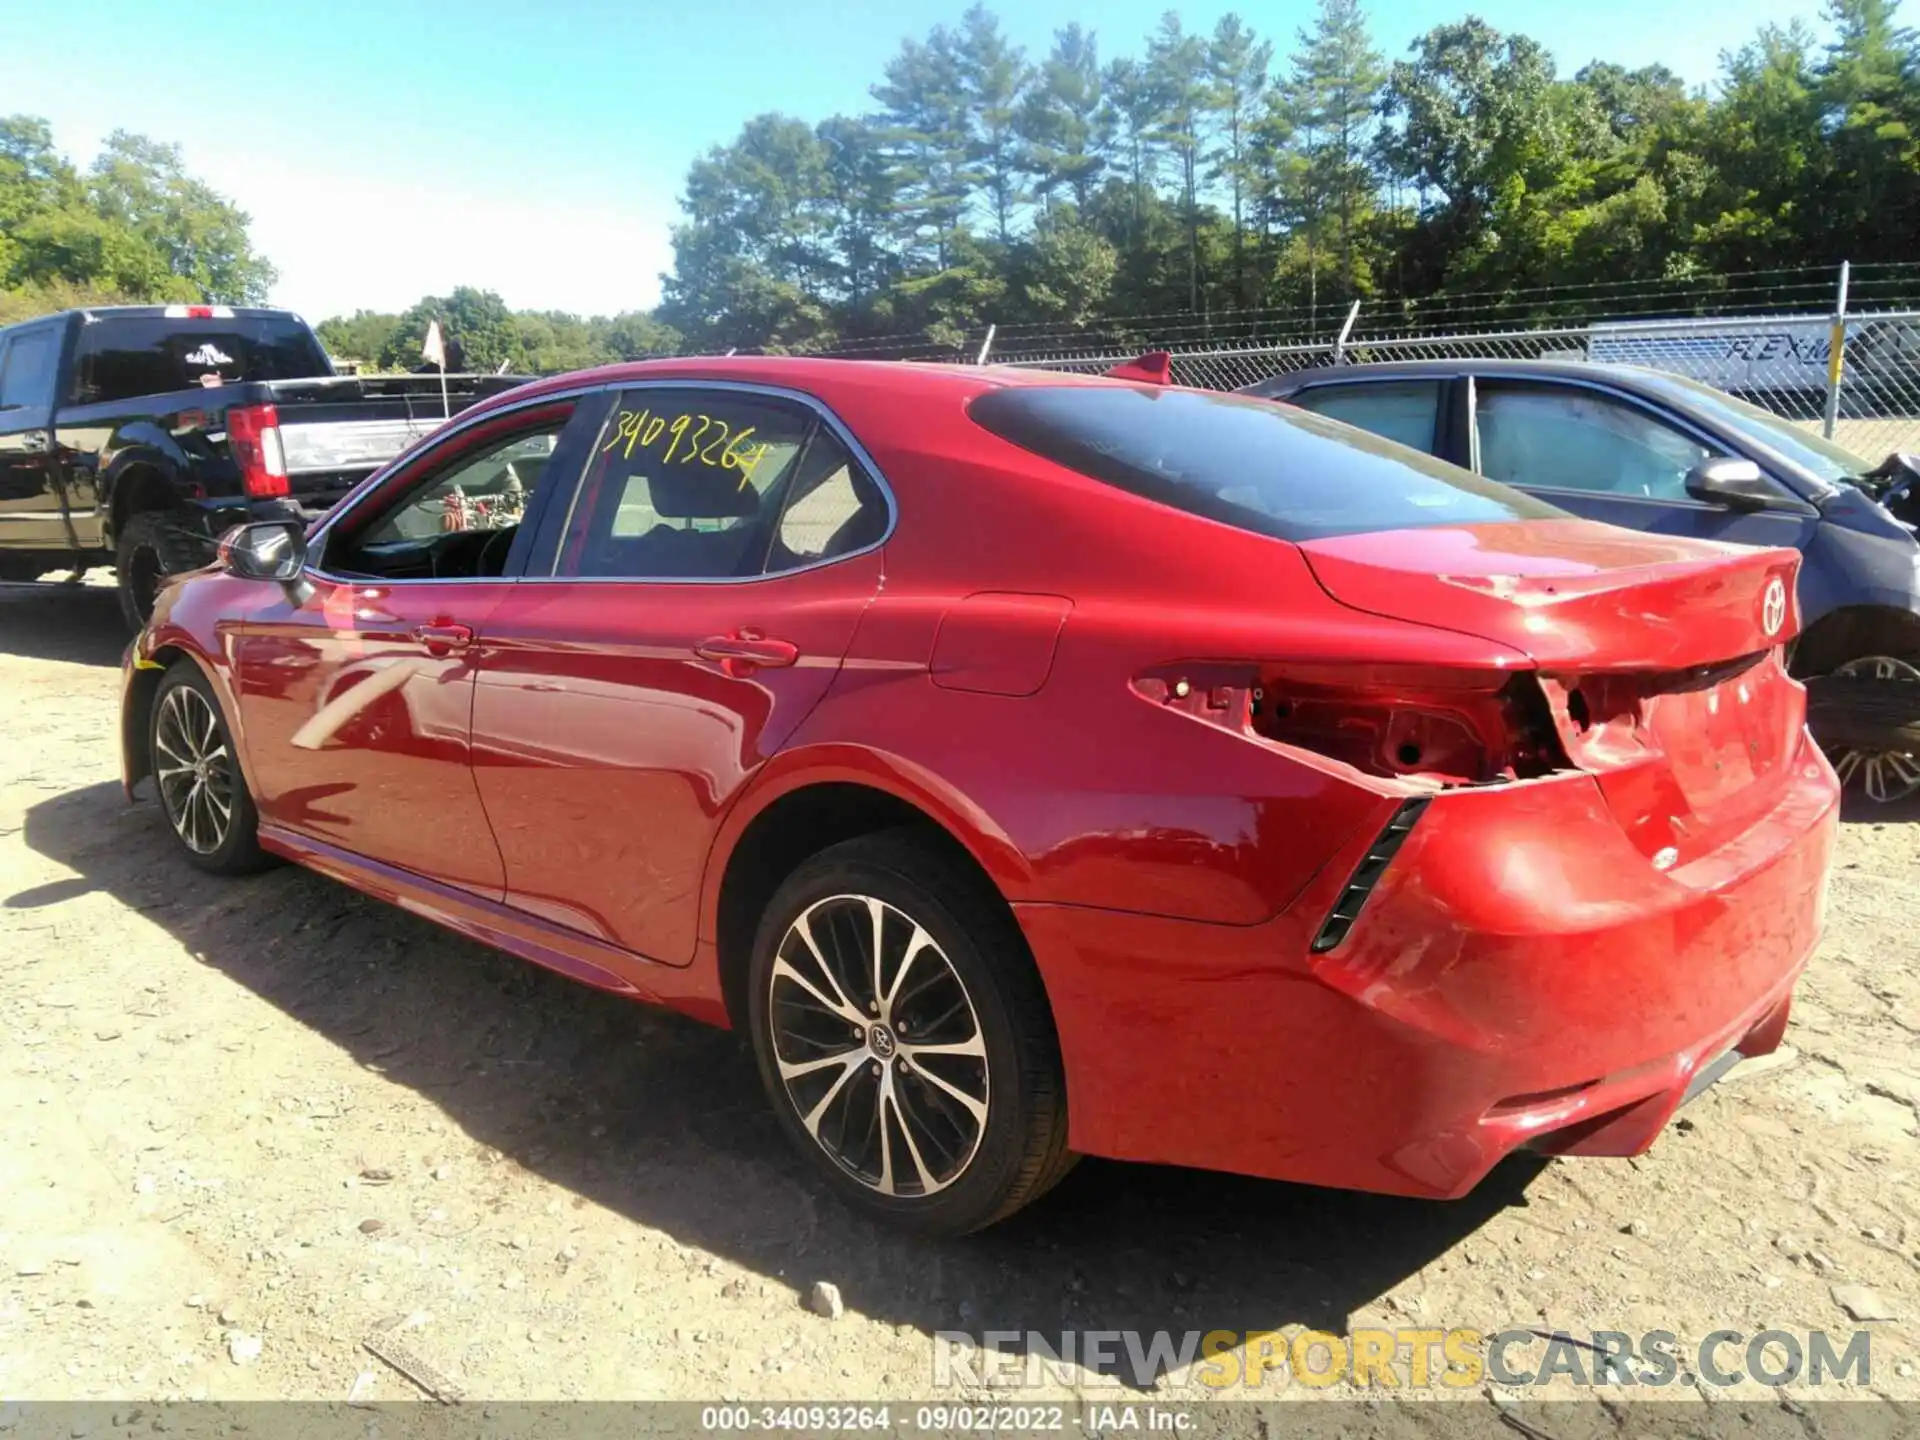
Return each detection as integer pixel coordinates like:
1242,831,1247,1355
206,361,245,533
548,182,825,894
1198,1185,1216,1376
969,383,1560,542
1291,380,1442,454
324,405,575,579
559,388,885,579
1649,372,1868,486
1476,385,1712,500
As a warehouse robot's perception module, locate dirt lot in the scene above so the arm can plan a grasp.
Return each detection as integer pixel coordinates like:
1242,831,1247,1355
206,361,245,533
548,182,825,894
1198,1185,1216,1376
0,581,1915,1418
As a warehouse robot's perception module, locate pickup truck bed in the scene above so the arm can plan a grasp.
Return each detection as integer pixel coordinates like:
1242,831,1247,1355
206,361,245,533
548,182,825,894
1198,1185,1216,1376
0,305,523,626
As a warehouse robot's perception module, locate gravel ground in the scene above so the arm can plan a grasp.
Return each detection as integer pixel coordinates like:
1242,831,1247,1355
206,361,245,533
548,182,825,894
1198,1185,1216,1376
0,581,1915,1422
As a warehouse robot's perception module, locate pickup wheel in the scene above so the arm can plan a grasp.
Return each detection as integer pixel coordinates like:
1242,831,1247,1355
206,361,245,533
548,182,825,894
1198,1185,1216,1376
116,511,204,631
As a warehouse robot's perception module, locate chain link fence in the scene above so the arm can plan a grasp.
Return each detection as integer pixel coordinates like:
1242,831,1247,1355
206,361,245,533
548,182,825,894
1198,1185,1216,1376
995,307,1920,462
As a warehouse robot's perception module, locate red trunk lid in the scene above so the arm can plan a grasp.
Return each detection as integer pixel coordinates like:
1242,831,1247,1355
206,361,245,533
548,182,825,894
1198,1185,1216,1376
1298,520,1799,672
1299,519,1808,867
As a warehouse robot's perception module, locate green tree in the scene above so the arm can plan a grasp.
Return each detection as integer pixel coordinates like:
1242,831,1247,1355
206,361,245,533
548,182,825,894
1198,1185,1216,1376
1206,15,1272,307
1288,0,1385,296
315,310,402,367
87,131,276,302
1376,19,1573,291
1810,0,1920,260
3,117,273,309
1011,211,1119,320
956,4,1031,244
872,26,974,266
1018,26,1108,214
381,288,524,372
1689,23,1826,270
1145,13,1214,311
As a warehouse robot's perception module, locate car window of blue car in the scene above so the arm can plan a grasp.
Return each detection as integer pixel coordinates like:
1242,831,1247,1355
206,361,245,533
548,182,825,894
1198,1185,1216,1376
1476,385,1711,501
1648,372,1869,486
1290,381,1442,453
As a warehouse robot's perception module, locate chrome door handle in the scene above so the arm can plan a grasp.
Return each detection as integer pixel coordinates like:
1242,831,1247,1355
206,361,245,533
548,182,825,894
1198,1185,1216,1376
411,622,473,655
695,632,799,675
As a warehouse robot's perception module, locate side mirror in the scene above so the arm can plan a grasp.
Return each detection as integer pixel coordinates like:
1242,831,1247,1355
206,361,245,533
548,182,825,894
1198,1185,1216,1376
216,521,307,582
1685,457,1776,511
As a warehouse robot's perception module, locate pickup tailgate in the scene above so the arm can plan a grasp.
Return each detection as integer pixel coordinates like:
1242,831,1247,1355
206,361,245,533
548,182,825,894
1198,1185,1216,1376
1299,518,1810,867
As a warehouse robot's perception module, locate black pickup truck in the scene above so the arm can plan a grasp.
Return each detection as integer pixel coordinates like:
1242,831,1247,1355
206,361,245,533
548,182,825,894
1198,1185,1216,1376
0,305,523,626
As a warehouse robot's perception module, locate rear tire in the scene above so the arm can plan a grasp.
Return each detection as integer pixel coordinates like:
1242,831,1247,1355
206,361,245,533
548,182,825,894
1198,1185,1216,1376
116,511,205,631
149,661,273,876
746,828,1075,1236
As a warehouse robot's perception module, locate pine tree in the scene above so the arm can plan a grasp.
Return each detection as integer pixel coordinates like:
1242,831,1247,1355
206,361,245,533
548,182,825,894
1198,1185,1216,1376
1145,12,1214,311
1206,15,1272,309
955,5,1032,245
1288,0,1385,297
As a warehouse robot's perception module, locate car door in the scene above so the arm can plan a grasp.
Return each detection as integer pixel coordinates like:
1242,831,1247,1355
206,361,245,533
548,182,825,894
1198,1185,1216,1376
226,394,604,895
469,382,891,962
0,322,76,552
1469,379,1819,550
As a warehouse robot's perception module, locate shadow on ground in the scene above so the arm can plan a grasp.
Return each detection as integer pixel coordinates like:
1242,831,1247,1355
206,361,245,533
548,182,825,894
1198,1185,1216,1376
21,778,1542,1386
0,583,126,668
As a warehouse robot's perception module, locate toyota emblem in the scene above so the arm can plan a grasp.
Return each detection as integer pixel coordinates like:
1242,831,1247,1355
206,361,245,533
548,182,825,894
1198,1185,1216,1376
1761,576,1788,637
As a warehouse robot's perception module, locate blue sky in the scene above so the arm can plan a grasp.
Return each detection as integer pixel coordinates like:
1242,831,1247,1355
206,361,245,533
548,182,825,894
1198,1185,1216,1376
0,0,1834,322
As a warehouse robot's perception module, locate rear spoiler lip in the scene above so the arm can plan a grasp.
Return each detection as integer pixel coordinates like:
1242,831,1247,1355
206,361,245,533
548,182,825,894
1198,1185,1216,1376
1103,350,1173,385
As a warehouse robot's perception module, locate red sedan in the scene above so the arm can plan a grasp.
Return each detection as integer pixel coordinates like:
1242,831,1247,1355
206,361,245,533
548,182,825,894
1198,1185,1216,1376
122,357,1839,1234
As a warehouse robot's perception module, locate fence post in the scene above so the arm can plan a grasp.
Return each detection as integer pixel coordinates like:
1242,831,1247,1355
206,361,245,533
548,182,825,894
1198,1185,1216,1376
1823,261,1850,439
1332,301,1362,365
975,324,997,366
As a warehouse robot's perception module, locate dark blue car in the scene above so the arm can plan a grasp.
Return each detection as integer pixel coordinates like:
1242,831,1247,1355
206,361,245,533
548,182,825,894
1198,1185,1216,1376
1247,359,1920,804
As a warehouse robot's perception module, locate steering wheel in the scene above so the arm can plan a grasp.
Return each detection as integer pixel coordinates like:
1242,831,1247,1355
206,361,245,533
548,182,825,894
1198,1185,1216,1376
476,525,517,577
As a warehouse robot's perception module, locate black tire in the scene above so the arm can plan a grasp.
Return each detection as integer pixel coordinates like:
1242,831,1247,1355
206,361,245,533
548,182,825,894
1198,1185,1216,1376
116,510,205,631
746,828,1075,1236
149,661,274,876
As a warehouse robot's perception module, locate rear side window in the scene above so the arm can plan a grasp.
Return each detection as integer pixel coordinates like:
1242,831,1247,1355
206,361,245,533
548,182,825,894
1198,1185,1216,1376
969,385,1562,542
67,315,332,405
0,328,59,411
1290,380,1442,453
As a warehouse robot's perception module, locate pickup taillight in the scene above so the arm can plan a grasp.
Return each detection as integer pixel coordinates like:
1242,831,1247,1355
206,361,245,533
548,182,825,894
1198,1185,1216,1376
228,403,288,498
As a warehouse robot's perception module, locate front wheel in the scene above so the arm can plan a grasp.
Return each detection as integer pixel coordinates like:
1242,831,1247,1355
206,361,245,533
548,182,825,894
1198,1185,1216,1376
746,829,1074,1236
150,662,273,875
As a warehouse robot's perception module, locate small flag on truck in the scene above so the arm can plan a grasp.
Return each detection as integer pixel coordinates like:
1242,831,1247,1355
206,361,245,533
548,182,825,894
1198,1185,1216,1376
422,321,451,420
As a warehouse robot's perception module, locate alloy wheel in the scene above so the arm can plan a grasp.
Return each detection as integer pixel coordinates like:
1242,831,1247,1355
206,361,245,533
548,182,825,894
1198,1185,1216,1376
1826,654,1920,804
154,684,235,855
767,893,990,1198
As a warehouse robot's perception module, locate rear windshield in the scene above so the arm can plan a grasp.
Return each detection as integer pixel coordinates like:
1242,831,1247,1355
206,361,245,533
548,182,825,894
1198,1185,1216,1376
68,314,332,405
969,384,1564,541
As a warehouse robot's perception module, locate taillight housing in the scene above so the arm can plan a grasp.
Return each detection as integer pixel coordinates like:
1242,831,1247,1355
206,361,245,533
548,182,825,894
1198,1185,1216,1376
1134,661,1567,785
227,403,288,498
